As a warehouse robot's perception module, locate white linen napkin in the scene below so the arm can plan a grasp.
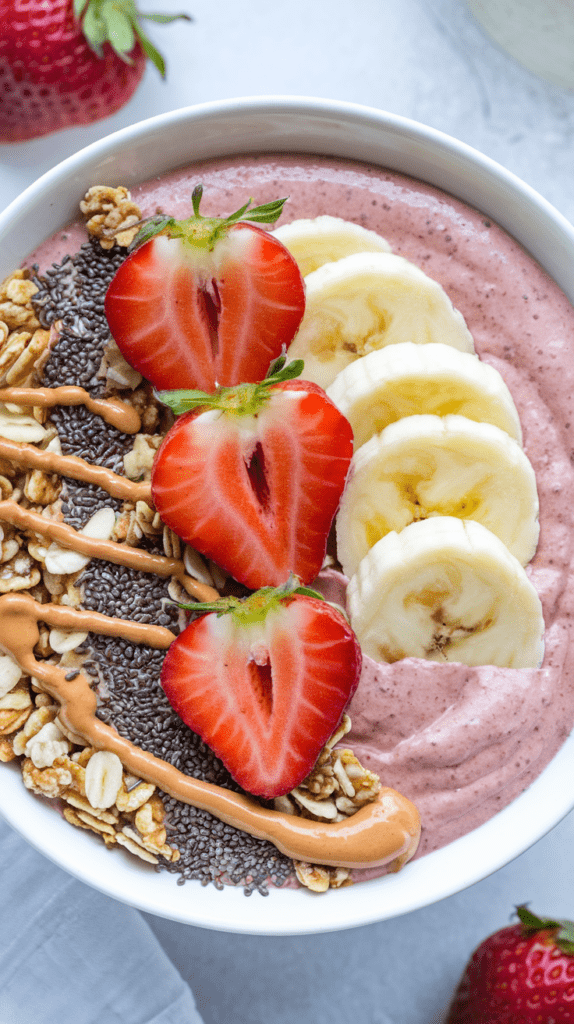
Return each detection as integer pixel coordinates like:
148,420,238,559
0,817,204,1024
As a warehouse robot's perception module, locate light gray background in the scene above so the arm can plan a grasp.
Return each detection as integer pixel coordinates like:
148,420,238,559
2,1,574,1021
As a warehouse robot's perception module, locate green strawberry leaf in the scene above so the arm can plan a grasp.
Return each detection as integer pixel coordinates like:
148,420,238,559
223,196,289,226
128,214,176,251
174,595,243,615
73,0,90,18
155,360,305,418
556,919,574,955
82,3,108,54
290,585,326,600
516,905,546,931
236,197,290,225
141,12,193,23
516,904,574,955
190,184,288,229
154,387,217,415
101,2,136,61
264,356,304,385
132,22,166,76
79,0,191,74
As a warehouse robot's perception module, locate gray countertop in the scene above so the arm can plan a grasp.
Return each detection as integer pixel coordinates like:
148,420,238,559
1,1,574,1021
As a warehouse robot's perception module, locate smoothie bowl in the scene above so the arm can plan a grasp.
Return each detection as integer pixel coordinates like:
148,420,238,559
1,97,574,935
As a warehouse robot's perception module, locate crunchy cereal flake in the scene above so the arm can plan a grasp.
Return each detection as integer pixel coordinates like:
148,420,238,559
294,861,352,892
0,706,32,736
5,276,38,307
25,720,71,768
123,435,162,481
0,687,33,712
0,549,41,593
0,736,15,761
13,704,58,754
85,749,123,809
117,830,159,864
5,328,50,386
24,467,61,505
65,791,119,825
22,757,73,797
0,403,48,444
0,653,23,698
0,271,40,333
115,778,156,813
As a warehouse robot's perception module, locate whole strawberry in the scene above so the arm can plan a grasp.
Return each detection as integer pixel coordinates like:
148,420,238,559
446,905,574,1023
0,0,191,143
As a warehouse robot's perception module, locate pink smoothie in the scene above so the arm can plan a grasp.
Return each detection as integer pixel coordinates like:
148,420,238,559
28,153,574,879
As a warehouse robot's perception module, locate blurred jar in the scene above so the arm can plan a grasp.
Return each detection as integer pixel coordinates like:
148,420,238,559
467,0,574,89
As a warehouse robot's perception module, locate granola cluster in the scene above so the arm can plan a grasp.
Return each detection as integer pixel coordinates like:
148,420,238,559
274,715,381,891
0,270,51,388
80,186,142,250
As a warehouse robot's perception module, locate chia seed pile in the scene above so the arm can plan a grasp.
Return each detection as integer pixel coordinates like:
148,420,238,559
30,237,294,894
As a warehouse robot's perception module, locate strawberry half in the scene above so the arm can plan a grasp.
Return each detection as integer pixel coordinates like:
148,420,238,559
105,187,306,392
150,359,354,590
161,580,362,798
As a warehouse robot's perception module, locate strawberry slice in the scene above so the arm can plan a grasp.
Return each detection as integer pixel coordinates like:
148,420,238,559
150,359,354,590
161,580,362,797
104,186,306,392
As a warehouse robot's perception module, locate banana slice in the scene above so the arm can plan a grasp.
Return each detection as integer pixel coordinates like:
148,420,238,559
336,414,539,575
272,215,391,276
327,342,522,450
347,517,544,669
287,252,474,389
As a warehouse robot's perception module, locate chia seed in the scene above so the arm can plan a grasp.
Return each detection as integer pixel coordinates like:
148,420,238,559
51,402,132,473
32,239,125,397
61,479,123,531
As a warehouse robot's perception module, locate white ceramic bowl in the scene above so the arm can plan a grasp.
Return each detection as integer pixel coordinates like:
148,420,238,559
1,97,574,936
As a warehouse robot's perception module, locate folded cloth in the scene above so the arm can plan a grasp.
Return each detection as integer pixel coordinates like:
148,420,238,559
0,817,205,1024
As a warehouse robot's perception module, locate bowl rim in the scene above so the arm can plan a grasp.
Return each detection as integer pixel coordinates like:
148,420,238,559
1,95,573,935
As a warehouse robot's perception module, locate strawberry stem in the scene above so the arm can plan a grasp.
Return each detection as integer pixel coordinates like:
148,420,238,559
129,185,289,251
155,358,304,417
176,576,326,620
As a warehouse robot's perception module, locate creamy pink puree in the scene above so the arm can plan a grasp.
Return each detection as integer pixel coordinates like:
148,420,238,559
28,154,574,881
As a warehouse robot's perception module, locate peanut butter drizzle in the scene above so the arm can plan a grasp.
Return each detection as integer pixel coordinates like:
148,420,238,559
0,437,151,502
0,501,218,602
0,387,141,434
0,592,420,869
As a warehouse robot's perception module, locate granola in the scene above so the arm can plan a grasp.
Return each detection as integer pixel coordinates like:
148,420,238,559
275,715,381,891
80,186,142,250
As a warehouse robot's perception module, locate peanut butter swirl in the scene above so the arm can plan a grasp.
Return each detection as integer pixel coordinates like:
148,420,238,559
0,593,420,869
0,387,141,434
0,502,217,601
0,437,151,502
0,385,421,870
